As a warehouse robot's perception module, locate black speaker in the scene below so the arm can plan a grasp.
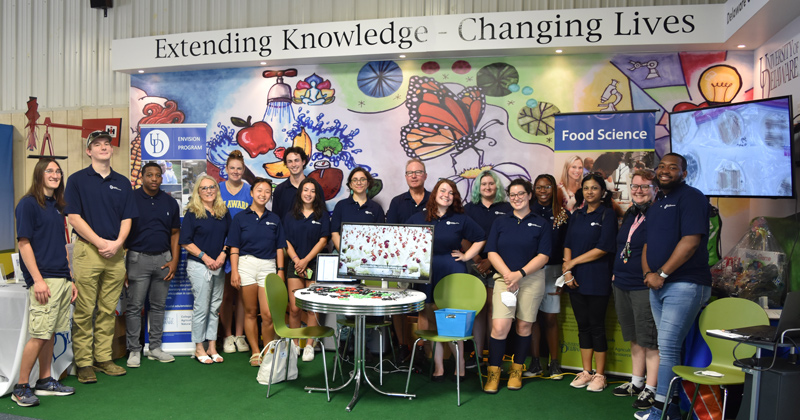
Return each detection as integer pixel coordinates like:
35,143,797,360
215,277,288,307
89,0,113,9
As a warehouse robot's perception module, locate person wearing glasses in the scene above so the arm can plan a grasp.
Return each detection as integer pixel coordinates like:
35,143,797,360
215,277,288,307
562,172,617,393
219,150,252,355
227,178,287,366
525,174,569,380
12,159,76,407
407,179,486,381
612,169,660,410
464,170,511,368
482,179,551,393
331,167,385,250
386,158,431,361
283,178,329,363
65,131,138,384
180,176,231,365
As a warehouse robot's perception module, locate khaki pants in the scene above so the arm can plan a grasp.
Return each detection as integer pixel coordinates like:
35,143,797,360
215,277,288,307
71,240,126,367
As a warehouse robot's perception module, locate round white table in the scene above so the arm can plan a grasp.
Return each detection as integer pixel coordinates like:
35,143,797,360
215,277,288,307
295,285,425,411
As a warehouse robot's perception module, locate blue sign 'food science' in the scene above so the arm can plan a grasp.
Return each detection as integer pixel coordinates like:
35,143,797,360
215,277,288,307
140,124,207,160
554,111,655,151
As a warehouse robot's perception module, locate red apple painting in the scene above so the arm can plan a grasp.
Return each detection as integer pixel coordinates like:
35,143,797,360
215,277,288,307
231,115,275,158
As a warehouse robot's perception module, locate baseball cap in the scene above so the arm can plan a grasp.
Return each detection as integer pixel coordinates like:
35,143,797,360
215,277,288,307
86,130,112,148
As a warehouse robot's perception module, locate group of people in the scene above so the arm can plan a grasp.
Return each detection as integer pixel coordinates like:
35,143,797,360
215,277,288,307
13,129,711,420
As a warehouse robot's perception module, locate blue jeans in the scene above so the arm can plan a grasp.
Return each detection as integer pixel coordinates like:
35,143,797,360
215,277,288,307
650,281,710,400
186,259,225,344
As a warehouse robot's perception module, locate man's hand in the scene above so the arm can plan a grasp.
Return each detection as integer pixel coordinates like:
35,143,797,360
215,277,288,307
33,280,51,305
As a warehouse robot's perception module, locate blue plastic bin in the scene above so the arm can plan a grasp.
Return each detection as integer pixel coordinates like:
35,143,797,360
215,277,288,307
435,308,476,337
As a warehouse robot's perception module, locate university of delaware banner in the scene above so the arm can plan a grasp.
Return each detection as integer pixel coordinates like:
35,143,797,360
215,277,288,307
139,124,208,356
553,110,656,376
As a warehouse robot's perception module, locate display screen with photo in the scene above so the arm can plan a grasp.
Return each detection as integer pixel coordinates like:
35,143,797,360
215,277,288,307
337,223,433,284
669,96,795,198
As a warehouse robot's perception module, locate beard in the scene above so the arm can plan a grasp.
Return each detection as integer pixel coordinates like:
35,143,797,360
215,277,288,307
657,177,683,190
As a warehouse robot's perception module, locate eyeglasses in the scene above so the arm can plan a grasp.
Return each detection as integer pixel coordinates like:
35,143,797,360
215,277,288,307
351,178,368,185
630,184,653,191
534,185,552,191
508,192,528,199
199,185,217,192
405,170,425,177
44,169,63,175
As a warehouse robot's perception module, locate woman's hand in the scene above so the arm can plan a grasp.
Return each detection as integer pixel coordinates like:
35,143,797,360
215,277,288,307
215,253,226,270
231,271,241,289
201,253,216,270
451,250,469,262
564,272,579,289
503,270,523,292
562,258,575,274
295,258,308,278
476,258,492,275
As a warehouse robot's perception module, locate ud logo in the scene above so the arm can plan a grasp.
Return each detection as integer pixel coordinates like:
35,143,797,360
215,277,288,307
144,129,170,158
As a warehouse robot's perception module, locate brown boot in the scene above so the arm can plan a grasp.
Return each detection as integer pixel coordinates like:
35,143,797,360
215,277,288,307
77,366,97,384
507,363,524,390
483,366,501,394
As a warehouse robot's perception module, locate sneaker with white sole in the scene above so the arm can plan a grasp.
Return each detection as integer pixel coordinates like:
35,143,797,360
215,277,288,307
33,377,74,396
302,344,315,362
148,347,175,363
222,335,236,353
613,381,643,397
127,351,141,368
634,404,680,420
570,370,593,388
11,384,39,407
633,388,656,410
548,360,564,381
235,335,250,353
586,374,606,392
522,357,543,377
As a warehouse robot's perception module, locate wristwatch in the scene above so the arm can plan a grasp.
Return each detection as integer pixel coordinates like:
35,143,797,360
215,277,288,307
657,269,669,279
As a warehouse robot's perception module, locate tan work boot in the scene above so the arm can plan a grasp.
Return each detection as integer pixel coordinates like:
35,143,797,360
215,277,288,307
76,366,97,384
483,366,502,394
93,360,127,376
508,363,524,390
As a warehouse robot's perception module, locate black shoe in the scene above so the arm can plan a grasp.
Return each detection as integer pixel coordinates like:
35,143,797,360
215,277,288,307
522,357,543,377
396,344,411,364
431,374,445,382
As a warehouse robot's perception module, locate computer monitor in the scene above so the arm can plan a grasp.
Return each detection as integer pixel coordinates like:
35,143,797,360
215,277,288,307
314,253,359,284
337,222,433,285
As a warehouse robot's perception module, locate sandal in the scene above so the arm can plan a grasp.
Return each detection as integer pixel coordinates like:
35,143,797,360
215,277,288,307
210,353,224,363
249,354,262,367
193,354,213,365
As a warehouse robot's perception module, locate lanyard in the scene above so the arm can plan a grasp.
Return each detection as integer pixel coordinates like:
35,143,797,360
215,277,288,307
621,213,645,263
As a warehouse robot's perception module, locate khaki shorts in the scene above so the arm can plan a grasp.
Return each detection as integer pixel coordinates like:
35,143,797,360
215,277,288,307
492,269,545,323
237,254,276,287
28,278,72,339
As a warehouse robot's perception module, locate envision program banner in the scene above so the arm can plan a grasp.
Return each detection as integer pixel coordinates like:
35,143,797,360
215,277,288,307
139,124,207,355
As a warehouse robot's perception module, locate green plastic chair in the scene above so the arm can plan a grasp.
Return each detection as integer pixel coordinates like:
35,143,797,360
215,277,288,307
662,297,769,420
264,273,337,401
404,273,487,406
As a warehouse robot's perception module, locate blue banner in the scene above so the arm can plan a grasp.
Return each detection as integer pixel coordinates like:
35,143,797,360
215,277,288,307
554,111,655,151
0,125,14,251
140,124,207,160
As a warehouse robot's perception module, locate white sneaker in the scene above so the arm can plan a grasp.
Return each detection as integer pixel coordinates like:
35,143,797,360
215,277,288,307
235,336,250,353
127,351,141,368
148,347,175,363
302,345,315,362
222,336,236,353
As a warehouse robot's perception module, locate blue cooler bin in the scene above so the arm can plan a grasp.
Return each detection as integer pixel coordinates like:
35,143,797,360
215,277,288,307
435,308,476,337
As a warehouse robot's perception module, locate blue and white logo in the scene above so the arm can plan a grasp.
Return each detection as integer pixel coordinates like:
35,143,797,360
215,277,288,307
143,129,170,158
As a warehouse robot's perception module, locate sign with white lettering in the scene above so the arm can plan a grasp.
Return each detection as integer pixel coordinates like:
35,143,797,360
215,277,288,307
112,6,722,73
554,111,656,151
140,124,207,160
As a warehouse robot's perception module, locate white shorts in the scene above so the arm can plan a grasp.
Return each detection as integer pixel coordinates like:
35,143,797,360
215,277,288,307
538,265,561,314
237,254,277,288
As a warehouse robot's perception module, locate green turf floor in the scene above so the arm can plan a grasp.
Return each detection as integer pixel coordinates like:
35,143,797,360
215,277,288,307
1,351,640,420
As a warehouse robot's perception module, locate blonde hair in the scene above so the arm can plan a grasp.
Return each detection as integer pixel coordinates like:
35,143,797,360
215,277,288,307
560,155,583,192
187,175,228,219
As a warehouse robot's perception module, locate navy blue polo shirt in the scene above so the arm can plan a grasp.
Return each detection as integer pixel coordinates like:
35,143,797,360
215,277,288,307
485,211,552,272
331,197,385,233
283,212,331,259
613,209,648,291
127,188,181,253
464,201,512,258
272,179,298,220
227,208,287,259
531,203,568,267
407,211,485,282
64,165,138,241
386,190,431,224
15,196,71,286
179,210,231,263
563,205,617,296
645,182,711,286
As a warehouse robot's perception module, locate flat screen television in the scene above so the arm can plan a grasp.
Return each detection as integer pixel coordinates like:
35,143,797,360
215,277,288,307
337,222,434,284
669,96,795,198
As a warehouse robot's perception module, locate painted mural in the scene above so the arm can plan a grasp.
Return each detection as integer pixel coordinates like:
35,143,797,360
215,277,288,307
129,51,753,213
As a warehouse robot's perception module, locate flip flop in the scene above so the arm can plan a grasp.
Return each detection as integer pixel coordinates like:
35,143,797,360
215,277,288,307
193,354,213,365
210,353,224,363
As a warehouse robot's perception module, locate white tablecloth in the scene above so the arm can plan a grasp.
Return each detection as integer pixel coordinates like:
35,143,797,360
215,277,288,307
0,282,73,397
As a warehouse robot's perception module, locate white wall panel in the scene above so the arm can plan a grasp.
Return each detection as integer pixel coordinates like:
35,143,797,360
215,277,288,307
0,0,725,112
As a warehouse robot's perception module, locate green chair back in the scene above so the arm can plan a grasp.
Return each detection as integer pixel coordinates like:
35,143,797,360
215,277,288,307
265,273,291,337
699,297,769,371
433,273,486,313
